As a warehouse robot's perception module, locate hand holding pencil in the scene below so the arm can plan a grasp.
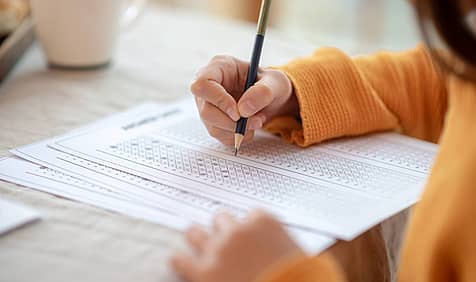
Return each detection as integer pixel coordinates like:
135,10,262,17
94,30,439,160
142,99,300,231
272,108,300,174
190,0,299,152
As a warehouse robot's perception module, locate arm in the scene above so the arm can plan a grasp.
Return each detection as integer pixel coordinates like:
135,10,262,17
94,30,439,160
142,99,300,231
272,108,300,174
171,210,364,282
398,77,476,281
266,45,448,146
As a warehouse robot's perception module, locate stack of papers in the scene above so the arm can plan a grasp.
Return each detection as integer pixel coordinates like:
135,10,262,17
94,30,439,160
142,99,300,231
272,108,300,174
0,100,438,253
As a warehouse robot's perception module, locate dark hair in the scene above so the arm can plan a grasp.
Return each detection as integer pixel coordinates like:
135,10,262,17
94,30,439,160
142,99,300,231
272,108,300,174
416,0,476,80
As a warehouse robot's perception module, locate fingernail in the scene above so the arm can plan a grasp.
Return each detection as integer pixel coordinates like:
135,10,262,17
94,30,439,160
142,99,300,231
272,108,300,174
240,101,256,117
226,108,239,121
248,118,263,130
260,114,266,125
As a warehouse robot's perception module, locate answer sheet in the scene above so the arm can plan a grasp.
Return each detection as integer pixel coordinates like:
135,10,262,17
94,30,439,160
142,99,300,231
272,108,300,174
0,157,335,254
8,102,334,253
0,157,189,230
49,101,438,240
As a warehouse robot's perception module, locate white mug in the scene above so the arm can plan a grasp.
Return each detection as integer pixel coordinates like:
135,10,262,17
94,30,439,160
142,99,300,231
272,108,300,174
30,0,146,69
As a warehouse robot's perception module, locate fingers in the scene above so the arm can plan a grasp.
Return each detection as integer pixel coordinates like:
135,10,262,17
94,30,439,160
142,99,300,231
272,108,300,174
195,55,249,93
238,84,274,118
199,100,236,131
170,209,300,282
238,70,292,118
246,112,266,130
213,212,238,233
205,125,255,147
186,225,209,254
170,252,200,281
198,97,265,132
205,125,234,146
191,55,250,121
192,79,240,121
192,57,292,146
242,130,255,144
246,209,277,226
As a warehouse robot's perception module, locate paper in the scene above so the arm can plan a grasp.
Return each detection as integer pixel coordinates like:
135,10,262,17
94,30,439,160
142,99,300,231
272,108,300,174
0,187,40,235
0,157,190,231
49,101,438,240
0,157,335,254
12,103,224,222
8,103,334,253
12,103,242,225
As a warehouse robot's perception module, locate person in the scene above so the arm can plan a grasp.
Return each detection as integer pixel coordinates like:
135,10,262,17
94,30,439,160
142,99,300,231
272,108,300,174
170,0,476,281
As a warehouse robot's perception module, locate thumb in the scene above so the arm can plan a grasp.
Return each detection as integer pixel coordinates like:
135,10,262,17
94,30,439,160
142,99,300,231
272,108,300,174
237,70,291,118
237,74,276,118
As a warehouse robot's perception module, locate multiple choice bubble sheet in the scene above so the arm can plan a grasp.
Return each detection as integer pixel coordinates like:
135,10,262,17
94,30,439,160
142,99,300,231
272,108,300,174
49,102,437,240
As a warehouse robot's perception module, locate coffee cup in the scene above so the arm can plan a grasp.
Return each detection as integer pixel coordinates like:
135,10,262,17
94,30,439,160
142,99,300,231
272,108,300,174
30,0,146,69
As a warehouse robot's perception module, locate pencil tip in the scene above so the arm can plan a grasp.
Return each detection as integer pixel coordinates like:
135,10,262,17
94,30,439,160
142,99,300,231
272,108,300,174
234,133,244,157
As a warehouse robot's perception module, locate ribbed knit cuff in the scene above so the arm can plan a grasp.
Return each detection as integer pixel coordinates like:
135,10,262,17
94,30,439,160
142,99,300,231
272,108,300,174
272,47,397,147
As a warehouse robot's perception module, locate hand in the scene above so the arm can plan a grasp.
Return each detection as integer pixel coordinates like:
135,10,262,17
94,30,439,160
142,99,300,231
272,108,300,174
191,55,298,146
170,210,305,282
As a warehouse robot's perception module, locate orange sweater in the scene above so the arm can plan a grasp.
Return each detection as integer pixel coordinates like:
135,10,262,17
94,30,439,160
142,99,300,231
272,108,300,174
260,45,476,282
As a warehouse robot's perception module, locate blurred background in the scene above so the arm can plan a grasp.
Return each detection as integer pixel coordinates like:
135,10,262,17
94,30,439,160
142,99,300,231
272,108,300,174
153,0,421,54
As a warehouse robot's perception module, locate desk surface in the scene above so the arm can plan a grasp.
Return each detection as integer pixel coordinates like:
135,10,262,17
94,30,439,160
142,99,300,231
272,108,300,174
0,4,320,282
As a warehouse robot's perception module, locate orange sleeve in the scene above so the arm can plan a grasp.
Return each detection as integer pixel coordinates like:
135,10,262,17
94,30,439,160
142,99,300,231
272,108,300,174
397,78,476,282
255,253,346,282
265,45,448,146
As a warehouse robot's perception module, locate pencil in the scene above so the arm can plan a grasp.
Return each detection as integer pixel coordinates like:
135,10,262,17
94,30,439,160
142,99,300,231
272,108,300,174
234,0,272,156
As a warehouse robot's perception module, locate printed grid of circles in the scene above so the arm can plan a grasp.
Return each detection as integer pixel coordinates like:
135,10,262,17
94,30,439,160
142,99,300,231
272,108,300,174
59,154,241,215
106,136,377,218
33,166,120,196
159,119,423,197
322,136,433,172
160,118,433,173
241,140,422,196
